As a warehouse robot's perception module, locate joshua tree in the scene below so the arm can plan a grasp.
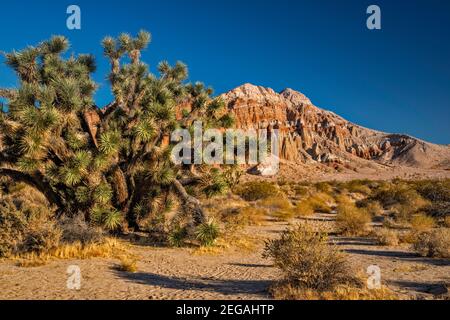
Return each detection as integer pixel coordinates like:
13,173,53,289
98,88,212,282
0,31,233,231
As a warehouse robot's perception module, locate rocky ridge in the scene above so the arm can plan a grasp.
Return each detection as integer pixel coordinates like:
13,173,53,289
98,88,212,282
219,83,450,170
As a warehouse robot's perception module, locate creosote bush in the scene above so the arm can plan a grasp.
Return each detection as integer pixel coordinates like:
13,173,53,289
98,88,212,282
226,206,267,227
375,228,399,246
410,214,436,232
263,222,359,292
336,203,371,236
413,229,450,258
0,196,60,257
235,181,279,201
294,200,315,217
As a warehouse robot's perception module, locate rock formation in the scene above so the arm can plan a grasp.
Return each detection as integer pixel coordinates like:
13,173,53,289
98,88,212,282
219,83,450,171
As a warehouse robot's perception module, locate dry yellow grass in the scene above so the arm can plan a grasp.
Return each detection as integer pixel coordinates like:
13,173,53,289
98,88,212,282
13,238,129,267
294,201,314,217
191,232,258,256
270,282,399,300
229,207,268,227
410,214,436,232
393,264,428,273
116,256,138,273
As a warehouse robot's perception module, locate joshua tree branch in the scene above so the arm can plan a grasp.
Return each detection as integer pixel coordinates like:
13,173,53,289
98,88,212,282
172,179,206,227
0,168,64,211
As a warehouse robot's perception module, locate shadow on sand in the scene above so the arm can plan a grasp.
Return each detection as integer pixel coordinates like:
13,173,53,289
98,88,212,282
344,248,450,267
114,271,272,297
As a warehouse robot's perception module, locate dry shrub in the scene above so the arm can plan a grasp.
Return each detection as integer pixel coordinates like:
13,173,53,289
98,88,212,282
410,214,436,232
222,206,267,228
363,201,384,217
444,216,450,228
415,180,450,203
315,182,333,194
260,196,292,211
423,202,450,219
375,228,399,246
336,203,371,236
116,256,138,273
20,223,61,254
294,185,310,197
305,192,334,214
235,181,279,201
294,201,315,217
335,194,353,205
0,197,28,257
413,229,450,258
371,183,429,220
0,196,61,257
341,180,372,195
59,215,104,245
264,222,359,292
271,209,295,221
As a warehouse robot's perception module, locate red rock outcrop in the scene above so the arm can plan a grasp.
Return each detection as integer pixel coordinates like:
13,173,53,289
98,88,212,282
219,84,450,169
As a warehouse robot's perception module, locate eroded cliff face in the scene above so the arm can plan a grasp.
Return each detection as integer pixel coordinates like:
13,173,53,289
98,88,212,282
220,84,450,169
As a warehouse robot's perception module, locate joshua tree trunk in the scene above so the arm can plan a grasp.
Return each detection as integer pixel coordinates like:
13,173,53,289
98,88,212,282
172,179,207,227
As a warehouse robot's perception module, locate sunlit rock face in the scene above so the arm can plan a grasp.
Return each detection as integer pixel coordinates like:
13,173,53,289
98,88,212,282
219,83,450,170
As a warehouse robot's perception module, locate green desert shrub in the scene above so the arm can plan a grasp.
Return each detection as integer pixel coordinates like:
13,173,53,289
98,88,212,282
263,222,358,292
336,203,371,236
196,220,220,247
168,226,188,247
235,181,279,201
413,229,450,258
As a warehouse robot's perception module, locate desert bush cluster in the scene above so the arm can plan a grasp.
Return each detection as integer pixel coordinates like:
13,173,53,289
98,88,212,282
264,222,359,291
0,191,106,258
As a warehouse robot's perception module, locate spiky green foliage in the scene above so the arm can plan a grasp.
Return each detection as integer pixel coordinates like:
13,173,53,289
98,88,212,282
195,220,220,247
0,31,233,232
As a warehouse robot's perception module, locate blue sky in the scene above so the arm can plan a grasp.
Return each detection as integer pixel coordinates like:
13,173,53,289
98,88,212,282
0,0,449,144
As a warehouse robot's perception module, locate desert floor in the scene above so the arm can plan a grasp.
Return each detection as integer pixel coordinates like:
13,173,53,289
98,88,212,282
0,212,449,300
